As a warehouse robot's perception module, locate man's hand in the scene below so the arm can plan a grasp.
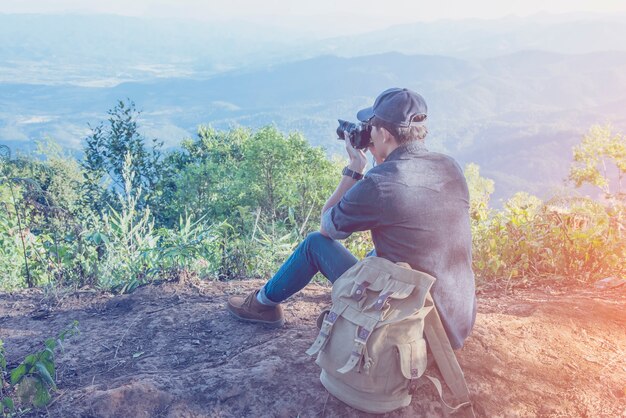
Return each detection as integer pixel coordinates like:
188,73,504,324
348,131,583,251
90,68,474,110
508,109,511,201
344,131,367,173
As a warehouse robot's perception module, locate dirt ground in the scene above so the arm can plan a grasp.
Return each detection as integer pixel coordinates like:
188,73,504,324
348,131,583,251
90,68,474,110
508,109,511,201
1,276,625,418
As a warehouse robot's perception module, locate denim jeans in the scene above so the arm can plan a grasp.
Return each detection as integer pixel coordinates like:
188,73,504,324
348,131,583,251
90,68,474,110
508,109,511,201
263,232,360,303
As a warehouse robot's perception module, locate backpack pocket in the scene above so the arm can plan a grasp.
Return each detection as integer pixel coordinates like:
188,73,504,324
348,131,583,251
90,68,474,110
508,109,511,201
397,338,428,381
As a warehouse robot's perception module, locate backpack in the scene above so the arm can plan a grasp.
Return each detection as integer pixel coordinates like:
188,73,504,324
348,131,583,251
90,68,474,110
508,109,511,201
306,257,475,416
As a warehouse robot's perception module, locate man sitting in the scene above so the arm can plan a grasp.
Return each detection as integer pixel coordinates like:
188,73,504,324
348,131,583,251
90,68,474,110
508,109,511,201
227,87,476,349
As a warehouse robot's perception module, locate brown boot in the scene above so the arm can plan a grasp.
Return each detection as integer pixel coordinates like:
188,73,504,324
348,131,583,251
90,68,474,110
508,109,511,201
227,289,285,328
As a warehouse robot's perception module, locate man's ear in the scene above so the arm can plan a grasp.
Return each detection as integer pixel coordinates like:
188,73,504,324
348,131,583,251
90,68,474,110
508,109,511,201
380,127,394,144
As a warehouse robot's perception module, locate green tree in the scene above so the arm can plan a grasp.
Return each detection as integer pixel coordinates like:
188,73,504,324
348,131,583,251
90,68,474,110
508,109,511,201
158,126,252,227
464,163,494,223
154,125,339,279
241,126,338,225
82,100,163,214
569,124,626,202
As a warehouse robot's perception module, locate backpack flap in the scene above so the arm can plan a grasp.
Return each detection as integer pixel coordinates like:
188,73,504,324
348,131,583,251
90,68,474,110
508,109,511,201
366,279,415,312
346,269,390,299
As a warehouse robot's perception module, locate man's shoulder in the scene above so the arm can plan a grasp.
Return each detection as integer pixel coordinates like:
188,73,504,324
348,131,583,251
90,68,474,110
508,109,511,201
369,150,464,177
425,151,465,174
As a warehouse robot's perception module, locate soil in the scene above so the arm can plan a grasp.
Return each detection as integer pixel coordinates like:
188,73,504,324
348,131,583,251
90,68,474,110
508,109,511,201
1,276,625,418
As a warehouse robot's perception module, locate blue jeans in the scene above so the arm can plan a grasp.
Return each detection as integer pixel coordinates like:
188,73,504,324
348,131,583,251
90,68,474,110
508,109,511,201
263,232,360,303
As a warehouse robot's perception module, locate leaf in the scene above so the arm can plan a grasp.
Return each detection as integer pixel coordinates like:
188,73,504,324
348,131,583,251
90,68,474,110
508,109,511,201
132,351,145,358
32,379,51,407
10,363,27,385
35,362,56,389
45,338,56,351
41,357,55,380
1,397,14,411
42,347,54,361
23,354,37,366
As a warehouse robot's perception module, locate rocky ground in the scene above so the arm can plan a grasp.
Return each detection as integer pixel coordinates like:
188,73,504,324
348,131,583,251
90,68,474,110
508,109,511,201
1,277,625,417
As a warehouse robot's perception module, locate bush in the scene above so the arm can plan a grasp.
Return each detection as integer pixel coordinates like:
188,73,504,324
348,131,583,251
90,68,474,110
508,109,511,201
469,190,626,287
3,115,625,293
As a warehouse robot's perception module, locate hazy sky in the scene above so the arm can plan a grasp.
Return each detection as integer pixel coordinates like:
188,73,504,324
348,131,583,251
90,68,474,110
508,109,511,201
2,0,625,35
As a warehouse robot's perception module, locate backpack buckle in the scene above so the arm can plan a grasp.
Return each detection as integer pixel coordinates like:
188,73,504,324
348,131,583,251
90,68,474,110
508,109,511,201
408,369,423,394
326,311,338,323
357,327,370,342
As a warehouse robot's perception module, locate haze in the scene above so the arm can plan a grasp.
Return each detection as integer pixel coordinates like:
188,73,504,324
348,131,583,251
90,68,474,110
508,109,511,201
2,0,626,36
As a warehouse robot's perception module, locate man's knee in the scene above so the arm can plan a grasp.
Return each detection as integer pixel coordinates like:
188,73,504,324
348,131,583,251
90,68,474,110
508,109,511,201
304,231,332,248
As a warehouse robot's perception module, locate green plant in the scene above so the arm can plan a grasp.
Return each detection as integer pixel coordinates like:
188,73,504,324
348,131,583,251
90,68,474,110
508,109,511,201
569,124,626,202
82,99,164,215
0,146,67,289
0,202,25,291
7,321,79,410
249,217,299,278
98,154,158,292
1,339,15,416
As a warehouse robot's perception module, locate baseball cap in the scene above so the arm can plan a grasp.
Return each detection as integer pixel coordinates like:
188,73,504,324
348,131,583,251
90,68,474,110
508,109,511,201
356,87,428,127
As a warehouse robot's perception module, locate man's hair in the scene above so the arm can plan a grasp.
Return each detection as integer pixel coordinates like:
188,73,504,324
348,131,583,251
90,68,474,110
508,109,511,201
371,115,428,145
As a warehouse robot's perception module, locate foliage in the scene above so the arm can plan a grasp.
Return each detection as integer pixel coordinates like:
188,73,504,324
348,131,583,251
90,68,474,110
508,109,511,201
151,212,225,278
0,185,27,290
82,99,163,215
464,162,495,223
2,104,625,293
468,165,626,287
96,153,158,292
155,125,340,279
0,145,89,290
1,339,9,414
31,140,85,217
569,124,626,202
1,338,16,417
3,321,79,413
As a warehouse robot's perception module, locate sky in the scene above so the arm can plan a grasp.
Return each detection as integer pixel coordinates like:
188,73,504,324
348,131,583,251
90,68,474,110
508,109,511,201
2,0,626,36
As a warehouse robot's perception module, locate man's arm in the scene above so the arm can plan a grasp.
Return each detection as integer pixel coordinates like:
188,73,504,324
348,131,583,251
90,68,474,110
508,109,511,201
320,134,368,237
320,174,360,237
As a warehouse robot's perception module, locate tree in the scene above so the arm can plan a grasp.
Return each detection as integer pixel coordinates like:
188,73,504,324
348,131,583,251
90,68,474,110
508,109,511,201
81,100,163,214
569,124,626,202
464,163,495,223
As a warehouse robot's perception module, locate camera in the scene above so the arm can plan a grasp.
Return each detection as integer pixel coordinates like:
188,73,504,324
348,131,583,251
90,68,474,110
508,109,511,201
336,119,372,150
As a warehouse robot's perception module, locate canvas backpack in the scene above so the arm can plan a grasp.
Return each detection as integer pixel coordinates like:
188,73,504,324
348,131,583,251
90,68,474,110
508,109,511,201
306,256,475,416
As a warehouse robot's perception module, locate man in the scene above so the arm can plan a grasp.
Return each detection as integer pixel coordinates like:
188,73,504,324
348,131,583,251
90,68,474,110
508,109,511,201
227,87,476,349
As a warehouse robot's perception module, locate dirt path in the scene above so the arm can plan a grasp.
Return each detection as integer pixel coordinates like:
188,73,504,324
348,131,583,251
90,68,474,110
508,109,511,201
1,278,625,417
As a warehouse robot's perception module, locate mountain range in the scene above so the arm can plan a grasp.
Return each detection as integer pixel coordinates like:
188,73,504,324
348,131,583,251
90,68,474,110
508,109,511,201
1,13,625,204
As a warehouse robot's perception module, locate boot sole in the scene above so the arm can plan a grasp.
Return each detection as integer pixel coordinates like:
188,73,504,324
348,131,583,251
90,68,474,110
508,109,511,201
226,307,285,328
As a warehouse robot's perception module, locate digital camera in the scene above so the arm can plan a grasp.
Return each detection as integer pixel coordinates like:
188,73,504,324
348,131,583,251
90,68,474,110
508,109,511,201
336,119,372,150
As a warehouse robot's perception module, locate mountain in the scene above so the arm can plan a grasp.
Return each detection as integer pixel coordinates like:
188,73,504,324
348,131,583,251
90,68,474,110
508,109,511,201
0,13,312,85
308,13,626,59
2,49,626,203
2,13,626,85
2,12,626,203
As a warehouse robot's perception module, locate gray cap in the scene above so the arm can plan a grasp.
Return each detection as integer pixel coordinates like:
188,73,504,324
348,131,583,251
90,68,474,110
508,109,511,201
357,87,427,127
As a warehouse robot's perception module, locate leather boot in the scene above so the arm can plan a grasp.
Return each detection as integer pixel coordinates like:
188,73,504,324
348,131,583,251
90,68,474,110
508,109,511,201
227,289,285,328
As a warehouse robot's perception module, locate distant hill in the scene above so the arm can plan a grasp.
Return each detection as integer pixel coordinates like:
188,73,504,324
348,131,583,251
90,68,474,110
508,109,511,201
2,12,626,203
310,13,626,58
2,13,625,85
0,13,308,85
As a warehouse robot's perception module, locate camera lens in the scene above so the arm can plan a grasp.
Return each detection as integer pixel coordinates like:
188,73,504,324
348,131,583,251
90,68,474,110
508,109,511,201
337,119,356,140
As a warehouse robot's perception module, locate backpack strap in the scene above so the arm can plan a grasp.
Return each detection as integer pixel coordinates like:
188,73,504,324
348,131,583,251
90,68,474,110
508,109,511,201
336,315,380,374
423,292,476,417
306,301,348,356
